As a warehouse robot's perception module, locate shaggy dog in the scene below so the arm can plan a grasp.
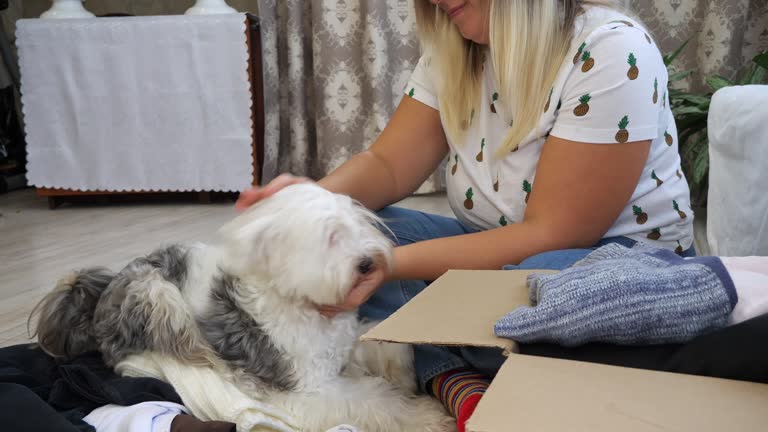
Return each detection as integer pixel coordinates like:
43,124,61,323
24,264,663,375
31,183,454,432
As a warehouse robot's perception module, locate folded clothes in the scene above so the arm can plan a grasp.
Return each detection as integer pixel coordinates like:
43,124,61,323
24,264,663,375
84,401,236,432
518,310,768,384
0,344,181,432
495,243,738,346
116,352,298,432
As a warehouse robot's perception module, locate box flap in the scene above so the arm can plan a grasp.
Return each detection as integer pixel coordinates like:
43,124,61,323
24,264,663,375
362,270,555,353
468,354,768,432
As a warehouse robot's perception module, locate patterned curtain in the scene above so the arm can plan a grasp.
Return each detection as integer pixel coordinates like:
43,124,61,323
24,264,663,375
257,0,443,193
256,0,767,190
629,0,768,91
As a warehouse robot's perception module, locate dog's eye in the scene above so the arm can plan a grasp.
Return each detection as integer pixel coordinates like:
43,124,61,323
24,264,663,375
357,257,374,274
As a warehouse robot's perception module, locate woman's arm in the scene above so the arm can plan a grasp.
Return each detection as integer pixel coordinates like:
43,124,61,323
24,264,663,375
389,135,652,281
318,96,449,210
237,96,448,211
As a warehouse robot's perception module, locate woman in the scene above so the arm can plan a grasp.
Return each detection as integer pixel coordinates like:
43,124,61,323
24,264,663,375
238,0,694,429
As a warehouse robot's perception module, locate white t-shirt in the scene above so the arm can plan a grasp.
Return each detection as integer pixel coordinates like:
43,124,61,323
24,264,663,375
404,6,695,251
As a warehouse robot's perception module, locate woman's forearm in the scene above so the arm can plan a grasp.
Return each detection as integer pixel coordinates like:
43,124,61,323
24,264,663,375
318,150,401,211
389,221,572,282
319,97,449,211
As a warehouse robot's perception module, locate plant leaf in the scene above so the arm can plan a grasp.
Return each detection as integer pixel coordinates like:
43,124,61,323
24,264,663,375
669,70,695,83
678,129,703,148
668,88,685,96
746,66,766,85
664,39,690,67
706,75,734,92
676,122,708,136
739,65,756,85
754,51,768,70
676,112,709,125
673,106,709,116
692,140,710,184
674,93,711,106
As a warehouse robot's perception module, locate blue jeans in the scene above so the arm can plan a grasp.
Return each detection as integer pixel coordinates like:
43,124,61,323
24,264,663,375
359,206,696,391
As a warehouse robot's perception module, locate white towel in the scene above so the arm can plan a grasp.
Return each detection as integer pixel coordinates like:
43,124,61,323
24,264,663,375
116,353,298,432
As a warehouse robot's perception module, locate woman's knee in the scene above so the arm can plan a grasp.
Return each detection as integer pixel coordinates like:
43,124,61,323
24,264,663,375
375,206,471,247
358,279,428,322
374,206,420,246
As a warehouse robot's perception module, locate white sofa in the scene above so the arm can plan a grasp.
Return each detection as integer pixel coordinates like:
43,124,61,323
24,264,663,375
707,85,768,257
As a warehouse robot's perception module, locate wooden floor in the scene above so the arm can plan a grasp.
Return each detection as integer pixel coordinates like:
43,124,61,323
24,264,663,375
0,188,707,348
0,189,452,348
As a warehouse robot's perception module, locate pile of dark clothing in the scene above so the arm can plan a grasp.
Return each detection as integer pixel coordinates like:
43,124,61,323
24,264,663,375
0,344,234,432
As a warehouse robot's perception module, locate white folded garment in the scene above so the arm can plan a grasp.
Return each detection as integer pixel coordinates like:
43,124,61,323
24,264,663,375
84,401,187,432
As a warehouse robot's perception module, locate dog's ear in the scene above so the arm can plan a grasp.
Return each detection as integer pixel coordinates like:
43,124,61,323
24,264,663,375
217,204,276,275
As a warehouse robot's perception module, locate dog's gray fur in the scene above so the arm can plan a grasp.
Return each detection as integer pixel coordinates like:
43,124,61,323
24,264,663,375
199,274,297,391
32,244,291,391
140,244,189,288
29,267,116,358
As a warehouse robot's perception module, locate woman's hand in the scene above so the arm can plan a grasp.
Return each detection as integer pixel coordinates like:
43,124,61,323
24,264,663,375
317,255,392,318
235,174,312,211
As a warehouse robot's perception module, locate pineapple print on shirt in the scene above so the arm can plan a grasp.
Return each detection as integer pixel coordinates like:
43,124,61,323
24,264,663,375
648,228,661,240
574,42,586,64
633,205,648,224
499,215,508,226
616,116,630,143
653,78,658,104
627,53,639,80
522,180,532,203
490,92,499,113
651,170,663,187
574,94,591,116
451,154,458,176
464,188,474,210
581,51,595,72
476,138,485,162
673,200,687,219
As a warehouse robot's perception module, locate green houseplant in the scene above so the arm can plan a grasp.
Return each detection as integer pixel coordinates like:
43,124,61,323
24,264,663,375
664,43,768,206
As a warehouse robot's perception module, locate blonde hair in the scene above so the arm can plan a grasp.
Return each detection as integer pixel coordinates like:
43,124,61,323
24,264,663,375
414,0,621,155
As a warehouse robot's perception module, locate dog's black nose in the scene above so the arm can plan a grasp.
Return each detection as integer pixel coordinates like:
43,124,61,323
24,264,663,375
357,257,374,274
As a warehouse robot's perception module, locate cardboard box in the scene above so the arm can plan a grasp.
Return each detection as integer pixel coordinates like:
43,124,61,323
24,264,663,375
362,270,768,432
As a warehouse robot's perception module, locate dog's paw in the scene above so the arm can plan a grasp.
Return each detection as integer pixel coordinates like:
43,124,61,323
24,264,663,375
348,322,418,393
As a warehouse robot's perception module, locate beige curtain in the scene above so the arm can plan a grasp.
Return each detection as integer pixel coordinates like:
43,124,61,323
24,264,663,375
257,0,443,193
629,0,768,91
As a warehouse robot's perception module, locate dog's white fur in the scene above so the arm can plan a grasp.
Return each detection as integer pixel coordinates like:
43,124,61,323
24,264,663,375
38,183,454,431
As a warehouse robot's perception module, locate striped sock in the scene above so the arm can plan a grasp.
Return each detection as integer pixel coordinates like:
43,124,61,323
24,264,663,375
430,368,490,432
